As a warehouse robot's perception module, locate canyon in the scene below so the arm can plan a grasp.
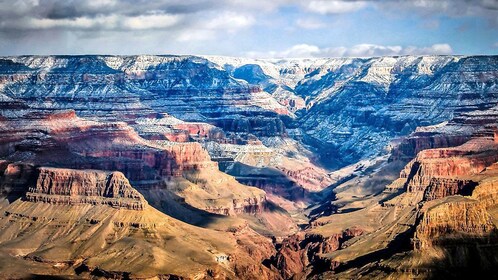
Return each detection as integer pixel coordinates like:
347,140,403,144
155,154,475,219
0,54,497,279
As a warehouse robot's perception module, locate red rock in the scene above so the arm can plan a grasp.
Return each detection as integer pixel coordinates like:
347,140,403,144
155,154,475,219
401,138,498,194
414,197,495,249
269,228,364,278
26,167,146,210
423,178,477,201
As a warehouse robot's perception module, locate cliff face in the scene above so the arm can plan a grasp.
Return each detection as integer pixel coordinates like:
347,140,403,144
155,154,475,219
298,103,498,279
423,178,477,201
295,56,498,168
26,167,146,210
0,165,280,280
1,56,289,137
2,55,497,167
208,56,498,168
401,138,498,194
378,134,498,276
0,109,270,219
414,197,495,249
269,228,364,279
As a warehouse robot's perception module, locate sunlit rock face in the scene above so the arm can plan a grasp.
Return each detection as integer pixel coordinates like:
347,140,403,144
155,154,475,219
26,167,147,210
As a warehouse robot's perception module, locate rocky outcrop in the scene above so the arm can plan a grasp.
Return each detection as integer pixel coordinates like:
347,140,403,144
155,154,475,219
25,167,146,210
401,138,498,194
204,195,267,216
2,55,497,167
269,228,364,278
0,110,270,218
83,142,216,178
0,168,280,280
1,54,498,279
1,55,290,138
472,175,498,208
389,132,471,161
423,178,477,201
414,197,495,249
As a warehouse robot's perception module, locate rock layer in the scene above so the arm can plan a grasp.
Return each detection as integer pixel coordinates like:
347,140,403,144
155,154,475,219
26,167,146,210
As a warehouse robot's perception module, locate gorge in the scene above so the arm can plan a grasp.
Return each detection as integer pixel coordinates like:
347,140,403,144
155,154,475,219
0,54,497,279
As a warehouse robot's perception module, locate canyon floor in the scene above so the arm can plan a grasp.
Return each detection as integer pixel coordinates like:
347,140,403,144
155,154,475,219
0,55,497,279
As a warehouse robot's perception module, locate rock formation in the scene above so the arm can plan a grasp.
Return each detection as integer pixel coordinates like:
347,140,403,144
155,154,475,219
0,54,497,279
0,165,280,279
26,167,146,210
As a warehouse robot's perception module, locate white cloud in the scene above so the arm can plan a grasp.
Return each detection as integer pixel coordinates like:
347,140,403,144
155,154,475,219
246,44,319,58
205,12,254,31
403,43,453,55
175,12,254,42
121,14,181,30
345,44,403,57
247,43,453,58
305,0,368,14
295,18,325,29
0,0,491,55
177,29,215,42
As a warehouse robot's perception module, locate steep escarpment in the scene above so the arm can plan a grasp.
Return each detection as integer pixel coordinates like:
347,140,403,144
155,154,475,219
284,107,498,279
343,136,498,278
401,138,498,194
268,228,364,279
414,196,496,249
296,56,498,168
26,167,146,210
1,55,289,137
0,166,280,280
0,109,273,221
3,55,497,169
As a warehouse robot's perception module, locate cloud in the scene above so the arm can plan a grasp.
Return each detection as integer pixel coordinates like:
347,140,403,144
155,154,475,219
0,0,256,44
3,13,182,31
295,18,325,29
205,12,254,31
246,43,454,58
0,0,495,34
0,0,493,55
305,0,368,14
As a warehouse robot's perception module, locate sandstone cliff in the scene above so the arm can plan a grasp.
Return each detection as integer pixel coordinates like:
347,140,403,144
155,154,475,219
26,167,146,210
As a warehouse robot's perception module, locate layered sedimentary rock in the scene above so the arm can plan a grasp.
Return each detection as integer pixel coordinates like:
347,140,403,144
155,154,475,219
422,178,477,201
284,105,498,278
389,105,498,161
1,54,498,279
414,196,495,249
0,166,280,279
401,138,498,194
2,55,497,168
26,167,146,210
269,228,364,279
295,56,498,168
1,55,289,137
0,109,270,219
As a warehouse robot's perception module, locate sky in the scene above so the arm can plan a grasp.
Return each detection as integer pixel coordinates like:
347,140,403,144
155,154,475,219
0,0,497,58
